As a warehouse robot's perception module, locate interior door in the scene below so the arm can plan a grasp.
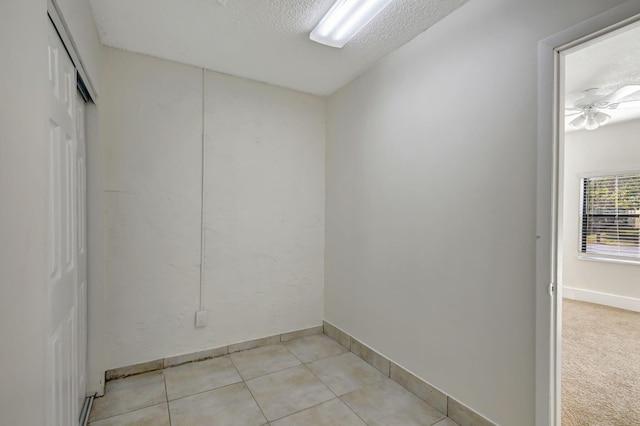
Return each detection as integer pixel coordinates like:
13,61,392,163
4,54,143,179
47,19,83,426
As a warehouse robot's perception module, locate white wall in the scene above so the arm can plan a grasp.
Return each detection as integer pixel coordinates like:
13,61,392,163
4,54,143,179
100,47,325,369
0,2,48,425
324,0,628,425
203,72,326,342
562,120,640,302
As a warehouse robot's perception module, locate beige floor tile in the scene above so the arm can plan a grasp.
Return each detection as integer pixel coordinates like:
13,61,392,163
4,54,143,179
307,352,385,396
433,418,461,426
89,371,166,422
230,344,301,379
341,379,445,426
284,334,348,363
169,382,267,426
270,398,367,426
246,365,335,421
88,403,169,426
164,356,242,400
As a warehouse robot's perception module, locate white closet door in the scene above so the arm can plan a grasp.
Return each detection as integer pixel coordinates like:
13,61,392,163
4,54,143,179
47,19,82,426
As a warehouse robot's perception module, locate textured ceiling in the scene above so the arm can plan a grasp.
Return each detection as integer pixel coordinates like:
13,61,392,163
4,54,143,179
565,22,640,129
88,0,468,96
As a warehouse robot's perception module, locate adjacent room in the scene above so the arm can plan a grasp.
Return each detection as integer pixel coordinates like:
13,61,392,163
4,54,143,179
2,1,640,426
560,22,640,425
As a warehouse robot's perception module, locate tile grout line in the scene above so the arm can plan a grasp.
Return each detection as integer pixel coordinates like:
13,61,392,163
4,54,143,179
105,325,324,381
299,353,388,399
230,345,302,381
429,416,448,426
228,354,270,425
266,397,358,425
89,372,168,423
236,344,344,424
295,361,375,426
163,375,172,426
337,379,443,426
281,341,305,363
89,401,166,423
242,338,381,424
323,324,474,426
336,380,388,426
92,380,373,426
164,379,243,403
241,361,302,382
283,336,351,364
337,394,373,426
244,342,383,424
301,350,386,391
290,361,375,426
95,332,455,425
301,362,338,399
160,342,348,405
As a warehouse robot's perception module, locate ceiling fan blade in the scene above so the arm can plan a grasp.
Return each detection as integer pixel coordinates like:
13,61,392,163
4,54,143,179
565,107,582,113
610,100,640,109
565,111,582,117
598,85,640,104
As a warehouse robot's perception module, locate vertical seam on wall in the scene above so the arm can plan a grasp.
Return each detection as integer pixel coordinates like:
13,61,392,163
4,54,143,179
199,68,207,310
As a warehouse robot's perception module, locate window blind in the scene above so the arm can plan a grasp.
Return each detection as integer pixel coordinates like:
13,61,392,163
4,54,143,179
581,173,640,260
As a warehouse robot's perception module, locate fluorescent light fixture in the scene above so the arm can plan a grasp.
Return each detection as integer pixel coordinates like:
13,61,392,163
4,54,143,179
310,0,394,48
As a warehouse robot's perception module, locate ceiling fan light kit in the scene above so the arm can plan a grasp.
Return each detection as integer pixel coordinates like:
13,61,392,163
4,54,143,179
310,0,394,48
569,109,611,130
569,115,586,129
565,85,640,131
595,111,611,125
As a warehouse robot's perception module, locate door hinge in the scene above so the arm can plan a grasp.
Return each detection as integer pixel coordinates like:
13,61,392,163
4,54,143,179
548,283,556,296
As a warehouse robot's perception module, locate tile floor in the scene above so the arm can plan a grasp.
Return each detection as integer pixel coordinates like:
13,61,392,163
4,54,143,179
89,334,459,426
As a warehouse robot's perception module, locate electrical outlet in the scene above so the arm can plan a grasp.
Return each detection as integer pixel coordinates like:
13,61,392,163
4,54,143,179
195,310,207,327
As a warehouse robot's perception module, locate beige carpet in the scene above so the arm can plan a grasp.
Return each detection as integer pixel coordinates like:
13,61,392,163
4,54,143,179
562,299,640,426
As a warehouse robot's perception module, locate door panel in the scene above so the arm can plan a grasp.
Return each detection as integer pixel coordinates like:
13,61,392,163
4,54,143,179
47,19,84,426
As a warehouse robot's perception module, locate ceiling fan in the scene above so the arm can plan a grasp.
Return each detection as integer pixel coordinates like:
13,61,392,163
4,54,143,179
566,85,640,130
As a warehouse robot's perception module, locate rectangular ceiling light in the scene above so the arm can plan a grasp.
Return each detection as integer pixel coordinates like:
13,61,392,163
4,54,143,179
310,0,394,48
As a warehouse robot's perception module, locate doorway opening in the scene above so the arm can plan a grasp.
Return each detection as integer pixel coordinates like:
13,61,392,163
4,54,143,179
555,18,640,426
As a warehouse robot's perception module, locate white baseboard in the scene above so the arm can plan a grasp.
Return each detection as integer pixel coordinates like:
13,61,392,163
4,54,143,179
562,286,640,313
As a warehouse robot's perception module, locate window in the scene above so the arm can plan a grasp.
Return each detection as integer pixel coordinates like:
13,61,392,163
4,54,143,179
580,173,640,260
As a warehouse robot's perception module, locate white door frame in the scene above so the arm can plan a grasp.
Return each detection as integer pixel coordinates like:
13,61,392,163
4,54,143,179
535,2,640,425
47,0,97,102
